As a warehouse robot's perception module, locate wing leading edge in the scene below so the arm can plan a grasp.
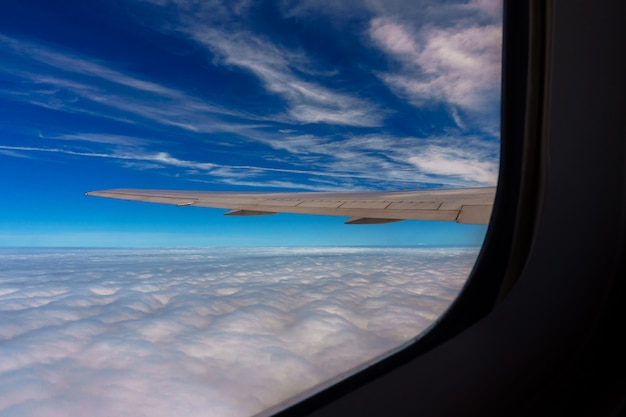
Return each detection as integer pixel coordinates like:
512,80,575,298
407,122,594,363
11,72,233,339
85,187,496,225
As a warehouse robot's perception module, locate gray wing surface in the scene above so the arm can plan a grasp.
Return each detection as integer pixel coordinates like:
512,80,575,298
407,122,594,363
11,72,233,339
85,187,496,225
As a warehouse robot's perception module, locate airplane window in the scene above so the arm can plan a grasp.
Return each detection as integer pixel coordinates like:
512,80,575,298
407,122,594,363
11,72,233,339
0,1,501,416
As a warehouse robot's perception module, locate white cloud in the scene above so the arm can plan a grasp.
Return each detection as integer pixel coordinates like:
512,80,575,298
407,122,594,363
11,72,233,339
52,133,151,147
466,0,503,19
116,1,385,127
0,247,478,417
0,35,265,135
371,19,501,107
0,145,371,186
0,145,113,159
0,34,220,107
153,0,504,131
256,132,499,187
0,34,387,185
369,16,501,130
0,9,501,191
185,28,383,127
0,149,31,159
408,144,498,185
369,19,419,55
206,178,360,192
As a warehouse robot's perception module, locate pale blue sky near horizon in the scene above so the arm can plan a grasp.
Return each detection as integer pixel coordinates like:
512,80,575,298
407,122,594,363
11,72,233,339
0,0,501,247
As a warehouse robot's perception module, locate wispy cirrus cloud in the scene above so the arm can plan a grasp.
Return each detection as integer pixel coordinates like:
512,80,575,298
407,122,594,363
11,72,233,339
272,0,503,131
190,177,358,192
0,127,497,189
0,35,266,135
0,149,32,159
52,133,151,147
215,0,503,135
130,1,385,127
465,0,503,18
408,144,498,185
0,1,501,193
257,132,498,187
185,29,384,127
0,144,379,189
369,17,502,130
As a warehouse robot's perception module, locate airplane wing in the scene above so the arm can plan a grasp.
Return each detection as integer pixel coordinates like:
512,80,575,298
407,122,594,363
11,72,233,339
85,187,496,225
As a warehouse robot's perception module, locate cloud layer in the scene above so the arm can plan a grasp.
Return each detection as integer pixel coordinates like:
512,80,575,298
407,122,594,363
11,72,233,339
0,247,478,416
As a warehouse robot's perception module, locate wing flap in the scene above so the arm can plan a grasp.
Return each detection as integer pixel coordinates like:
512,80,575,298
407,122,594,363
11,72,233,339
345,217,403,225
224,209,277,216
458,205,493,225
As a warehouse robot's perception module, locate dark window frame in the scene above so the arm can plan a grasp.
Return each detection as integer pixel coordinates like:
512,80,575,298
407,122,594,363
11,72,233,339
274,1,626,416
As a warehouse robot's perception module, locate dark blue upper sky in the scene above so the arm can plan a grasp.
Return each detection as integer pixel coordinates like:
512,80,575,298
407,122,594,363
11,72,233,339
0,0,502,246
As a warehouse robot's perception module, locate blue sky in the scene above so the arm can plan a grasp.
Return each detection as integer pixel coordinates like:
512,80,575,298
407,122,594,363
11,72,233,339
0,0,502,247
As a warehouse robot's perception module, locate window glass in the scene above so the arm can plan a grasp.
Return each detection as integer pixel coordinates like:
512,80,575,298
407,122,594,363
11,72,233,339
0,1,501,416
